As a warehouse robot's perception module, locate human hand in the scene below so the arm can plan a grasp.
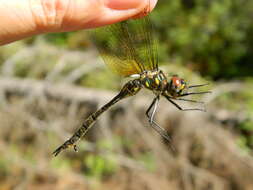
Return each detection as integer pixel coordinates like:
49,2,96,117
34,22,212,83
0,0,157,45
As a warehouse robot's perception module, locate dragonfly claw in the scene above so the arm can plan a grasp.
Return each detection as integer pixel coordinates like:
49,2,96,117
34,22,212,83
53,143,78,157
73,145,78,152
52,146,63,157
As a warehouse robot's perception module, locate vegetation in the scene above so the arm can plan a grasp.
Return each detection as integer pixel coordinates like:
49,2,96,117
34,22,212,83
0,0,253,189
39,0,253,79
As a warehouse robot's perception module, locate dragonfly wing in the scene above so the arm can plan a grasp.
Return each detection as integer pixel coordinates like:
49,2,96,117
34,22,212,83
99,54,142,77
91,22,143,77
132,15,159,71
90,14,158,77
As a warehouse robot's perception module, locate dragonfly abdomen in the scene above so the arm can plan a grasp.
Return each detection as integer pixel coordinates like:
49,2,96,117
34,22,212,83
53,79,142,156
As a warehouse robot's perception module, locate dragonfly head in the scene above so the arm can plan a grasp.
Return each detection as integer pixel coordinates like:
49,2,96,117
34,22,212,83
167,75,187,97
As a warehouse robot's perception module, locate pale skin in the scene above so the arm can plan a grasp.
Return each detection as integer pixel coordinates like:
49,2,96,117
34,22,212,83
0,0,157,45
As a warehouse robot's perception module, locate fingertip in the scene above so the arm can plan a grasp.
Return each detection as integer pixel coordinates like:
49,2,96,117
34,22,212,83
130,0,158,19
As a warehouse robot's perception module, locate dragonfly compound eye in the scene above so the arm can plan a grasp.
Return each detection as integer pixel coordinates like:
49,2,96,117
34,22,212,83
168,76,187,96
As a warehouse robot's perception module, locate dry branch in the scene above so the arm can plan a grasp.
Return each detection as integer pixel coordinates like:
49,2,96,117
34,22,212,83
0,77,253,190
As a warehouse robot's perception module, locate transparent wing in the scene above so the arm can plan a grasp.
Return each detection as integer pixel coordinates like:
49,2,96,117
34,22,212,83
91,15,158,77
137,15,159,71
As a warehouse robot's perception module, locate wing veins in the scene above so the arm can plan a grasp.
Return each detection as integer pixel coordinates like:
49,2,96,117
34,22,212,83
91,13,159,76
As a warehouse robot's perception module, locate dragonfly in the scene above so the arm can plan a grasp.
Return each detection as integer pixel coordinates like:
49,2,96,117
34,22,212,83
53,8,210,157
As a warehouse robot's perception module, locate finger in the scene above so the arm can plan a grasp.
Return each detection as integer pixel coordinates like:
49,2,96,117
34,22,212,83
65,0,158,29
0,0,158,45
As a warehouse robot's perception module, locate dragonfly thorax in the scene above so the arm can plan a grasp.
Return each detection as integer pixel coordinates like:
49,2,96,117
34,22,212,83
140,70,168,92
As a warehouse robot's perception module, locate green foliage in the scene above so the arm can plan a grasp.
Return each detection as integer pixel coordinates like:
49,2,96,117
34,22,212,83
44,33,70,47
82,138,119,178
83,68,121,90
137,152,156,172
43,31,90,49
236,136,252,153
240,120,253,132
216,87,253,151
152,0,253,79
238,119,253,150
51,157,72,171
0,158,9,180
84,154,117,178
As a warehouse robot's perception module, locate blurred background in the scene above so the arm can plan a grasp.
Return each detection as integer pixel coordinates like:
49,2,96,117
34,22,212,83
0,0,253,189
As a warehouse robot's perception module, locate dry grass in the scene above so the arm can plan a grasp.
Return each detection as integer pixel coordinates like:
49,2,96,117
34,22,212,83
0,39,253,190
0,77,252,190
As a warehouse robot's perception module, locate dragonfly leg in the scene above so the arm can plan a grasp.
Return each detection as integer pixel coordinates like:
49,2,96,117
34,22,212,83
188,83,210,88
53,79,142,156
164,95,206,112
180,91,211,97
145,96,172,142
146,96,159,122
174,98,204,104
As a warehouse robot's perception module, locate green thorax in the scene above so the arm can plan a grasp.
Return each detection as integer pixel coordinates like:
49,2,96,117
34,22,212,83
140,70,168,92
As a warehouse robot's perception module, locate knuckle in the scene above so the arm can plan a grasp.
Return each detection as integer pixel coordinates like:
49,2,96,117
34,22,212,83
30,0,70,32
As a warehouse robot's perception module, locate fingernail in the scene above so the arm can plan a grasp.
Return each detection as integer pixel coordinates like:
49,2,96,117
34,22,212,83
131,0,157,19
106,0,144,10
